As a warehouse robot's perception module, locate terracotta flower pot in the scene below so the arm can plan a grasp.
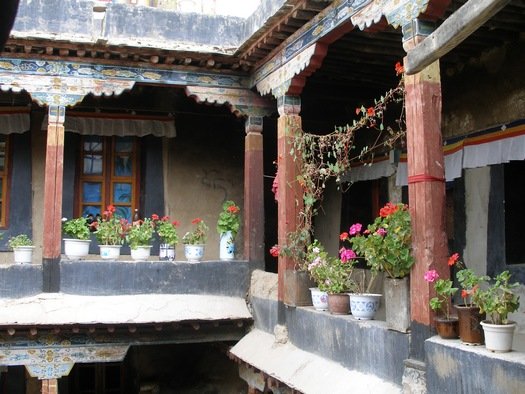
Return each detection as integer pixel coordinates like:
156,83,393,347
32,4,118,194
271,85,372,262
435,317,459,339
327,293,350,315
454,304,485,345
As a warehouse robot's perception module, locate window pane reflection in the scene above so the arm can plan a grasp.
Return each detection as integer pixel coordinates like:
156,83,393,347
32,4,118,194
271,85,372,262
83,182,102,203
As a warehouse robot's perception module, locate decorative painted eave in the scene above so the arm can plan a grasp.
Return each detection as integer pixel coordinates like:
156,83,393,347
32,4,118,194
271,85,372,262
0,57,249,107
251,0,448,97
185,86,275,117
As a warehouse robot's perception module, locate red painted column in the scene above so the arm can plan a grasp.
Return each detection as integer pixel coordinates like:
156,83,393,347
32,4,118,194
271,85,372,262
404,36,449,356
43,105,65,260
276,96,303,303
244,116,265,266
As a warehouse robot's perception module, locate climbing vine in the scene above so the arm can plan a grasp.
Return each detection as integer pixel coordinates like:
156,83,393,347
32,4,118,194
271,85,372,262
276,63,407,269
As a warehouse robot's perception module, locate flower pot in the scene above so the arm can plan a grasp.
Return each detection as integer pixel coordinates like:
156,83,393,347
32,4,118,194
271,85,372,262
327,293,350,315
130,245,152,261
434,317,459,339
184,244,205,262
350,293,382,320
384,277,410,332
309,288,328,311
159,243,176,261
63,239,91,260
13,246,34,264
99,245,122,260
219,231,235,260
284,270,314,307
455,305,485,345
480,321,516,353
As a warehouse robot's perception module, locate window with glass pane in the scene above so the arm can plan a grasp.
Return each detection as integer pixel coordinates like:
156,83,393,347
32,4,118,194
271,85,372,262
78,136,138,222
0,136,8,227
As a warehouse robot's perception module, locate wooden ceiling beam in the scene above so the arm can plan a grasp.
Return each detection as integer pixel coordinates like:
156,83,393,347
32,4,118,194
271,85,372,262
405,0,511,74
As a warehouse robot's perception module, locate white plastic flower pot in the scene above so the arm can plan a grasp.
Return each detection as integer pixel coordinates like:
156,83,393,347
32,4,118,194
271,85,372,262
480,321,516,353
99,245,122,260
63,239,91,260
13,246,34,264
130,245,152,261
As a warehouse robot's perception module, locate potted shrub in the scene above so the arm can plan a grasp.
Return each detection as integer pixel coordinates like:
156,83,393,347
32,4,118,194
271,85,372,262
154,215,180,261
126,217,155,261
348,203,414,330
93,205,129,260
216,200,240,260
182,218,208,262
424,269,459,339
8,234,34,264
477,271,520,352
453,253,489,345
62,217,91,260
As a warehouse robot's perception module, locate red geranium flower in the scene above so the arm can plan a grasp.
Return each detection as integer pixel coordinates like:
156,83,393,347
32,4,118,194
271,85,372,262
191,218,202,225
151,213,159,221
367,107,375,117
395,61,404,76
269,244,280,257
340,232,348,241
448,253,459,266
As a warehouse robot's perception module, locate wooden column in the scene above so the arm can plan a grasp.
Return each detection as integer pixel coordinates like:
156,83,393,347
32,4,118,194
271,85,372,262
404,25,449,360
42,105,65,292
41,378,58,394
244,116,265,266
276,96,303,304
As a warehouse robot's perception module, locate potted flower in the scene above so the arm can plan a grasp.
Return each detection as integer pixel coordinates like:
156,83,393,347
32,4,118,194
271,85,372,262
453,253,489,344
93,205,129,260
154,215,179,261
8,234,34,264
182,218,208,262
216,200,240,260
309,246,356,315
126,217,155,261
305,239,330,311
477,271,520,352
347,202,414,330
424,269,459,339
62,217,91,260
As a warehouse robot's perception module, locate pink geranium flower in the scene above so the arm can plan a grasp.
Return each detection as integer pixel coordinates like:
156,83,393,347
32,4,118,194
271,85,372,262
424,269,439,283
349,223,362,236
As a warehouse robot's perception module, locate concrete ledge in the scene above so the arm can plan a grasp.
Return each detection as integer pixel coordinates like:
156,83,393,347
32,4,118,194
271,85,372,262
249,287,409,385
59,259,251,297
287,306,409,385
0,264,42,298
230,329,401,394
0,293,252,325
426,336,525,394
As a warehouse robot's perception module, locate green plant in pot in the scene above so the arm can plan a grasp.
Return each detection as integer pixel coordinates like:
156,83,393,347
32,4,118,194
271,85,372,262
182,218,208,262
477,270,520,352
94,205,129,260
348,202,414,280
62,217,91,240
126,217,155,249
424,269,459,339
216,200,240,260
62,217,92,260
8,234,34,264
452,253,490,344
154,215,180,261
8,234,32,248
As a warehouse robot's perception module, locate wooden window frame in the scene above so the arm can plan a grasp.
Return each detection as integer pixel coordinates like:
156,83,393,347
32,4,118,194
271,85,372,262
75,136,140,221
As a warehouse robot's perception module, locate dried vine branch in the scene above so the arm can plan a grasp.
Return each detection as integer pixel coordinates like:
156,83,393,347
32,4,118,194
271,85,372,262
280,67,406,270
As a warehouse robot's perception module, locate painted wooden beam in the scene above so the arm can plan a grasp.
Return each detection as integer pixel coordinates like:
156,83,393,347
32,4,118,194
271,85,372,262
404,0,510,75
